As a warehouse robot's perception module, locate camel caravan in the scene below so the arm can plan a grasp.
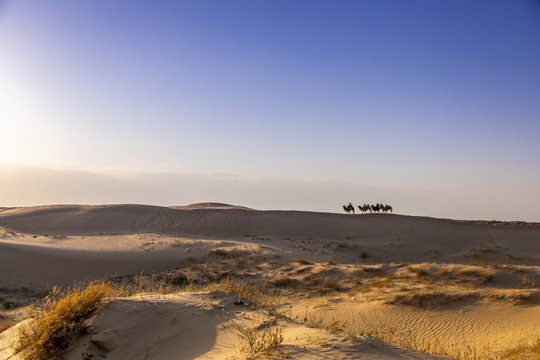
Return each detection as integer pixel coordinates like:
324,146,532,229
342,202,393,214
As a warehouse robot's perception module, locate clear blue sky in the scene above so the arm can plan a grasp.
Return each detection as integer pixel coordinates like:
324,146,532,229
1,0,539,220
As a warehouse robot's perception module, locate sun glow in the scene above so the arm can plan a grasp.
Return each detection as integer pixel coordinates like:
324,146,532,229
0,66,67,165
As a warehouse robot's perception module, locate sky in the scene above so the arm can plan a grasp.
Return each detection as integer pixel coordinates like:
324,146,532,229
1,0,539,220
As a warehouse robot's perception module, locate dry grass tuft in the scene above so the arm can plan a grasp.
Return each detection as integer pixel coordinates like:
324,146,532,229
232,320,284,359
0,315,17,333
2,300,16,310
323,279,340,291
373,274,395,288
478,272,494,284
266,277,300,289
519,275,538,289
508,290,532,304
436,268,452,277
500,337,540,360
328,320,350,333
208,248,228,256
216,278,282,315
16,281,114,360
406,266,427,278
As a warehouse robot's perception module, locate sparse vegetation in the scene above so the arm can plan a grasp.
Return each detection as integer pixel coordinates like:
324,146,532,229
208,248,228,256
266,277,300,288
2,299,16,310
1,315,17,333
3,247,538,360
295,265,311,273
16,281,114,360
436,268,451,277
500,337,540,360
328,320,350,333
519,275,537,289
323,279,340,291
407,266,427,278
235,258,246,268
508,290,531,304
232,319,284,359
373,274,395,288
478,272,494,284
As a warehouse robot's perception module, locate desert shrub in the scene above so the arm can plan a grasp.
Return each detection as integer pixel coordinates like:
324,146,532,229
329,320,350,333
2,300,15,310
323,279,340,291
500,337,540,359
519,275,538,289
1,316,17,333
232,320,284,359
235,258,246,267
279,263,293,271
508,291,531,304
407,266,427,278
360,251,369,259
296,258,311,265
295,266,311,274
208,248,228,256
436,268,452,277
373,274,395,289
478,272,494,284
457,268,477,277
266,277,300,289
214,278,284,317
16,281,114,360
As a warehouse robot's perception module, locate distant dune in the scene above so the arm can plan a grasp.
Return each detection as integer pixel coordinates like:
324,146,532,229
1,204,539,262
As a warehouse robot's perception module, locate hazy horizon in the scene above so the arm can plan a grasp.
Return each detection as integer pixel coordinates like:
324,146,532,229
1,1,539,221
1,164,539,222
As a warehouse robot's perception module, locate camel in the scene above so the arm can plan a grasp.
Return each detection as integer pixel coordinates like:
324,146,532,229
343,203,355,214
358,204,370,213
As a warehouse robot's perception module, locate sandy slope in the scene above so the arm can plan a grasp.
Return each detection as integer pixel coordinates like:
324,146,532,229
63,292,453,360
0,204,538,291
1,292,452,360
0,204,539,359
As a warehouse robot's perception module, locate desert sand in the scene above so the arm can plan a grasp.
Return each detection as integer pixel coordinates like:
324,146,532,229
0,203,539,359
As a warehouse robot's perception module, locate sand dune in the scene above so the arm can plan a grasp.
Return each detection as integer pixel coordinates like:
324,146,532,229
2,204,538,259
1,204,539,359
60,292,451,360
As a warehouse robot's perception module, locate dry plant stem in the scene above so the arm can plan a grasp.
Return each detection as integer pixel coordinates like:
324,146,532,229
499,338,540,360
231,319,284,360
